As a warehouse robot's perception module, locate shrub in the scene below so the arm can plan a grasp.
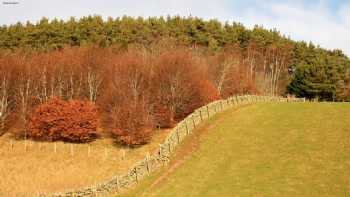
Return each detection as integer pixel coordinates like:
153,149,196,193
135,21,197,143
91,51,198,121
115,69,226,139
27,97,99,142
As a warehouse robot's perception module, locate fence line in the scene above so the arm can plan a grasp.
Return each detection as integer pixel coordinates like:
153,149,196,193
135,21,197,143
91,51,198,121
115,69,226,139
42,95,305,197
3,140,118,158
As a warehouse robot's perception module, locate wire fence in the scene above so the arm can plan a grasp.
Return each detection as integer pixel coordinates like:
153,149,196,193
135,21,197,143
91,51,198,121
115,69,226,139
2,139,127,159
39,95,305,197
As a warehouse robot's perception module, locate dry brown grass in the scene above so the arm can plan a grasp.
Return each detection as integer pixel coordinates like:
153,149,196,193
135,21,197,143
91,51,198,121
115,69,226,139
0,129,170,196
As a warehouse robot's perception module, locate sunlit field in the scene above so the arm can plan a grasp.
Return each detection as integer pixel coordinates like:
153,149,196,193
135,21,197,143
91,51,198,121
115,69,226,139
0,129,170,196
122,103,350,197
0,1,349,196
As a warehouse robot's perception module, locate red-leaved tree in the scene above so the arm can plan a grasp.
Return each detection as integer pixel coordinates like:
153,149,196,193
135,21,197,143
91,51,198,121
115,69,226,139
151,49,220,120
109,101,153,146
100,51,154,146
27,97,99,142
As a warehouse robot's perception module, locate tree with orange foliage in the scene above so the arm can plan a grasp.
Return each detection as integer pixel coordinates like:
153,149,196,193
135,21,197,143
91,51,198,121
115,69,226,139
151,49,220,120
100,51,154,146
109,101,153,146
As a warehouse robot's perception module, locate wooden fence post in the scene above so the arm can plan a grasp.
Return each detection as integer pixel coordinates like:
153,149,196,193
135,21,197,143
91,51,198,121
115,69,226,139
70,144,74,156
192,115,196,128
93,185,97,196
168,142,171,154
54,142,57,154
176,127,180,144
159,144,162,158
121,149,126,160
116,176,120,192
206,105,210,118
24,130,27,152
185,120,189,135
88,144,91,157
199,110,203,121
146,152,150,175
135,167,138,183
10,140,13,150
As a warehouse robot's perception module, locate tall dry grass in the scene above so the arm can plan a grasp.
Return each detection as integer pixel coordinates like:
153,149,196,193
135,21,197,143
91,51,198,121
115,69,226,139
0,129,169,196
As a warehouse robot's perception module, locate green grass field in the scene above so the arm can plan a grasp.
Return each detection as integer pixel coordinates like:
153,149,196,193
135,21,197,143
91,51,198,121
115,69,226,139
119,102,350,197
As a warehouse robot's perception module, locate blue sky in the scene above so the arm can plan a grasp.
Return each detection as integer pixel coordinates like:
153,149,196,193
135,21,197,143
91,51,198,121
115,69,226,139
0,0,349,55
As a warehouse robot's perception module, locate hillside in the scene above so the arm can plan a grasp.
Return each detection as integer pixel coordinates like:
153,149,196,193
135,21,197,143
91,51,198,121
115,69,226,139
121,103,350,197
0,15,349,196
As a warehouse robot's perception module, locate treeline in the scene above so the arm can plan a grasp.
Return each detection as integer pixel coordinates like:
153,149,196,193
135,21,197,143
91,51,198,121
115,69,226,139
0,42,302,143
0,45,257,143
0,16,349,101
0,15,276,50
0,16,349,143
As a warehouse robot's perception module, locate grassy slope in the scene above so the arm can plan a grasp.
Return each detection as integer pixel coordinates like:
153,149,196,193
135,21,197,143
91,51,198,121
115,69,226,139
120,103,350,197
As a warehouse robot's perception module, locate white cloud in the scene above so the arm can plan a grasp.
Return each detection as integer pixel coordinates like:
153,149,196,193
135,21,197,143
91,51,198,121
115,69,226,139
338,2,350,28
235,1,350,56
0,0,233,24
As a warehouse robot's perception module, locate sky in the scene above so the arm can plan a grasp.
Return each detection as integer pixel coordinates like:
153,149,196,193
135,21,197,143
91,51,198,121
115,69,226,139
0,0,349,55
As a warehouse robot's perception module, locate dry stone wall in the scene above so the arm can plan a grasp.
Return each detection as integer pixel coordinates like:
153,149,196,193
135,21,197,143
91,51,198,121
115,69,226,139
48,95,305,197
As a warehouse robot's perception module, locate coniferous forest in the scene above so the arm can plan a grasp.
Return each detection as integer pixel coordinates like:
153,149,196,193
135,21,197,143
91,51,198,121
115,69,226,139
0,16,349,143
